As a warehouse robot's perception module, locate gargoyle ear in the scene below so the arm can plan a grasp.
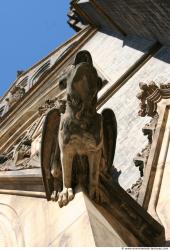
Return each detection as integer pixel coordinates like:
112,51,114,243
98,77,103,91
74,50,93,66
59,77,67,90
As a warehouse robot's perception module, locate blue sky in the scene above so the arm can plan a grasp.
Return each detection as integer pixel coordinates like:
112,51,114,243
0,0,75,96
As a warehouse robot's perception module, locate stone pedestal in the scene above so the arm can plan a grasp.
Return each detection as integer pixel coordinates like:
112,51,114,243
0,189,126,247
47,189,127,247
0,177,165,247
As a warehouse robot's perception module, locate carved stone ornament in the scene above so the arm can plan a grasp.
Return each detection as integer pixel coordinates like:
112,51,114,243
0,119,41,171
6,85,25,108
133,114,159,178
38,98,66,116
38,99,56,116
0,94,67,171
137,81,170,117
128,82,170,201
41,50,117,207
126,177,143,200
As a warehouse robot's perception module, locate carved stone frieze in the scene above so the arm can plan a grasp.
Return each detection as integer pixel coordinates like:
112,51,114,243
0,94,67,172
0,120,40,171
0,135,32,171
1,93,63,171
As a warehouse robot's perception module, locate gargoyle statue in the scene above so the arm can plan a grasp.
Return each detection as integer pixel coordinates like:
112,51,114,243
41,50,117,207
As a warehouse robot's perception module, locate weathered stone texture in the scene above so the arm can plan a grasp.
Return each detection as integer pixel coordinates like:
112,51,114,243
82,30,154,89
81,30,157,188
81,30,170,190
1,29,169,192
99,47,170,189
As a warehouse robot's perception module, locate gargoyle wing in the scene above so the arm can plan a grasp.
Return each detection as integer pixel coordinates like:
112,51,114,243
40,108,61,200
102,108,117,173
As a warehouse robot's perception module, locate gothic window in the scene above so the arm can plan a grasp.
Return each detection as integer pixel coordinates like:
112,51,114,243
54,41,78,64
31,60,51,86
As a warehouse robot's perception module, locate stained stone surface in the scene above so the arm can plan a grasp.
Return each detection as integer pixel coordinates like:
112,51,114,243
0,190,126,247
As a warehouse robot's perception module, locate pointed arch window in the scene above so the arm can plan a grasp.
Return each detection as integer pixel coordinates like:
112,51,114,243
31,60,51,86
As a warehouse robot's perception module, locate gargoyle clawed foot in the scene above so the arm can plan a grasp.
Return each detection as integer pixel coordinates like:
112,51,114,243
89,186,104,203
58,187,74,207
51,190,58,202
